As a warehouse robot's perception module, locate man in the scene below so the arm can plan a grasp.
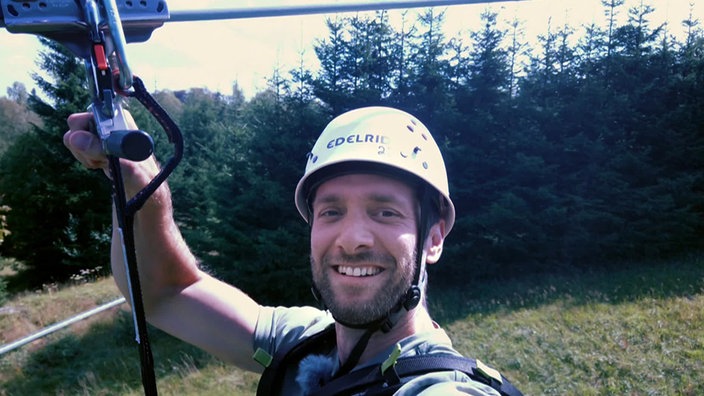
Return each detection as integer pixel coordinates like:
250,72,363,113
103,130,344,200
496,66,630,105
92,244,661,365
64,106,518,395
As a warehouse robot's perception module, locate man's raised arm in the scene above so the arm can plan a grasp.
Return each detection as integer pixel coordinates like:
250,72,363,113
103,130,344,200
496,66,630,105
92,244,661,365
64,112,263,371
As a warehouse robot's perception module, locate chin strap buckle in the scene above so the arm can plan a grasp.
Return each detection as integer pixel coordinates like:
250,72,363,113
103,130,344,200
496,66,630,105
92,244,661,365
403,285,422,311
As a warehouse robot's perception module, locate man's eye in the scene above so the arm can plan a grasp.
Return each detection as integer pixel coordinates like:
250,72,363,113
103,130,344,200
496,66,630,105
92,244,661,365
319,209,341,217
378,209,399,218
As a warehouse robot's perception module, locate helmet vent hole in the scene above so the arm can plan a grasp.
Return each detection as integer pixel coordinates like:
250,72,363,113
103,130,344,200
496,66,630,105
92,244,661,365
407,125,415,132
422,162,429,169
422,134,428,141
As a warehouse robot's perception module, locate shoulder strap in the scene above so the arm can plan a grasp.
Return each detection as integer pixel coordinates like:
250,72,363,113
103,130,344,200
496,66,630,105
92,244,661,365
311,354,523,396
256,323,337,396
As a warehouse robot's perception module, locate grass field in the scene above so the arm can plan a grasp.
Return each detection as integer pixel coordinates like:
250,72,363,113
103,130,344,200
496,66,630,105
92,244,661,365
1,256,702,395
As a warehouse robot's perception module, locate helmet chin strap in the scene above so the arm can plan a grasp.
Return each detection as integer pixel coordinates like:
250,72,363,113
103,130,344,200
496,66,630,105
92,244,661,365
310,186,431,379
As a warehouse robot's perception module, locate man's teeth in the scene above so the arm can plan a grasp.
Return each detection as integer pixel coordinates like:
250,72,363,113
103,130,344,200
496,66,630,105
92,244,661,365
337,266,381,277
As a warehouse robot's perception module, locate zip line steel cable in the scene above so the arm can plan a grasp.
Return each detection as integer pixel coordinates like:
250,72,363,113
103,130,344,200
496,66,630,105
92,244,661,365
0,298,127,356
0,1,523,394
166,0,523,22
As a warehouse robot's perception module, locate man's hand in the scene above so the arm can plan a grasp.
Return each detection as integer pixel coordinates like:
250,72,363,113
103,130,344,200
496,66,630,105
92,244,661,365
64,112,161,199
64,112,110,174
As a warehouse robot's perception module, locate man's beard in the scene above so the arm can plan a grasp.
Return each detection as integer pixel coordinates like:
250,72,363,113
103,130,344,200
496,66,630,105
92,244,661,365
311,250,416,326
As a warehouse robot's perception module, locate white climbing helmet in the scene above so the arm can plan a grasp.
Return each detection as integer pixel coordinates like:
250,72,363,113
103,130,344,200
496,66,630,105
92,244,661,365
294,106,455,236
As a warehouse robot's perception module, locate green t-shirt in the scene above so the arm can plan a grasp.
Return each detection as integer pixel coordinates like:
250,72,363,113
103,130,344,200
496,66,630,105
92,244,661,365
252,305,500,395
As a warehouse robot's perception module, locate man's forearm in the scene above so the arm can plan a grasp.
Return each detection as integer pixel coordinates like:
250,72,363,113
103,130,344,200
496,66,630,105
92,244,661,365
110,180,201,316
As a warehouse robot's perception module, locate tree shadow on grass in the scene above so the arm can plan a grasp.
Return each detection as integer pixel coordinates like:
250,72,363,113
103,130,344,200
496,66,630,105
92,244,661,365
1,263,46,296
1,310,217,395
428,254,704,325
1,261,109,297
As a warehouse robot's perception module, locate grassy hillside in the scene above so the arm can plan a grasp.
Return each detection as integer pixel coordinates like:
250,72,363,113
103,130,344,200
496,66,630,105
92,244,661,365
433,257,704,395
1,256,702,395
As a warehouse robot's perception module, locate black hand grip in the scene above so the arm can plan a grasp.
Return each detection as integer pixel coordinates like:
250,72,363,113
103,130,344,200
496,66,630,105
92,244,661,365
104,129,155,161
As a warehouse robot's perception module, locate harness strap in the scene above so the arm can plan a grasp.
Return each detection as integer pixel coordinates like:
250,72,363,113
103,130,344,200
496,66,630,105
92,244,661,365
335,327,375,378
256,323,337,396
256,323,523,396
309,354,524,396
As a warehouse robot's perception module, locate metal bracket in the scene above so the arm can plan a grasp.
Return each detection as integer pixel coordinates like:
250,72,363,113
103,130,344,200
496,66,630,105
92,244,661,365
0,0,169,60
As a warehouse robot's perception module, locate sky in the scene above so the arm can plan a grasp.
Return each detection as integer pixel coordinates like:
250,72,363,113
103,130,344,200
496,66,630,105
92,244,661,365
0,0,699,99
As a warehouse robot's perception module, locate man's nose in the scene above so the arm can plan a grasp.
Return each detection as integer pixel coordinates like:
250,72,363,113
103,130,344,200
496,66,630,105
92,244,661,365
335,212,374,254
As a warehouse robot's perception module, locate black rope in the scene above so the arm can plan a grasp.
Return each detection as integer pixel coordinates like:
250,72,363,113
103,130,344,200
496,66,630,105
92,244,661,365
125,76,184,214
110,76,183,395
109,155,158,395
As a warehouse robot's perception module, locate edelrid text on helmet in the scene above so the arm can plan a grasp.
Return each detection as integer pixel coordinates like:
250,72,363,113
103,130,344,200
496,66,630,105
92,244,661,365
295,106,455,236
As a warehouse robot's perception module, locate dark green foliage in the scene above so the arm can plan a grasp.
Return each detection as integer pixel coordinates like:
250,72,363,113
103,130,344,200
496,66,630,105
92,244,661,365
0,276,6,305
0,39,111,285
166,89,240,255
0,82,42,156
311,11,399,113
210,87,329,305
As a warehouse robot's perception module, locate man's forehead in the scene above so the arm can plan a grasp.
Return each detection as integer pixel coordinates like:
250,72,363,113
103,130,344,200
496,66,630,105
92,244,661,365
313,173,416,203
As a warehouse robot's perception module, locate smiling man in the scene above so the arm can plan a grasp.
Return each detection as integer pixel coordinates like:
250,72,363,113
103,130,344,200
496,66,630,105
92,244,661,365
64,106,521,395
311,174,423,325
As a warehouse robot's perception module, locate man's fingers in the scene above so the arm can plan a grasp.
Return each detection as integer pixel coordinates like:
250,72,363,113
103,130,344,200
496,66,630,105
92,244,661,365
65,112,106,169
67,112,93,131
65,111,146,180
63,130,108,169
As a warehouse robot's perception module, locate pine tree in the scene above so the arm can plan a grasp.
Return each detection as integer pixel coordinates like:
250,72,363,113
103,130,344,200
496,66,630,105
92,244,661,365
165,88,240,258
312,12,397,113
0,38,111,284
211,79,329,304
311,18,350,114
401,8,456,128
0,82,42,155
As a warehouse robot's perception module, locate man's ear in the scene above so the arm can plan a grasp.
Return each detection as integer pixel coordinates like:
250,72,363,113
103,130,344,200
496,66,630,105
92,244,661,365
425,220,445,265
